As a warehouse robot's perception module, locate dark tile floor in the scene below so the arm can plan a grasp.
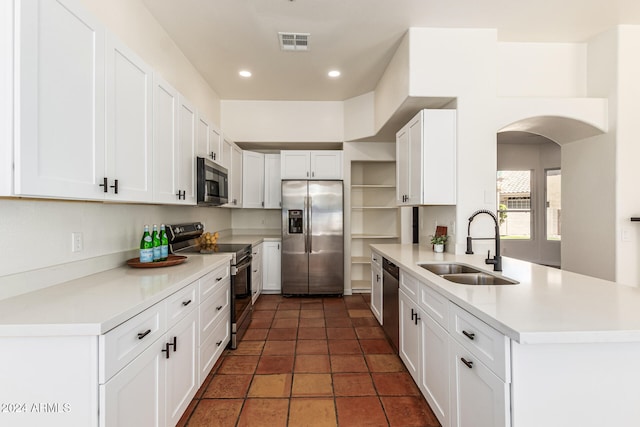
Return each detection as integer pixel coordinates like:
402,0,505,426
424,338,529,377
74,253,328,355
179,294,441,427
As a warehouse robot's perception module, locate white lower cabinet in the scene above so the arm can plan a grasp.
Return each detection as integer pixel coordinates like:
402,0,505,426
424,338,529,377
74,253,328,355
396,269,511,427
99,261,230,427
370,252,383,324
251,243,263,304
262,240,281,293
449,338,510,427
399,288,421,382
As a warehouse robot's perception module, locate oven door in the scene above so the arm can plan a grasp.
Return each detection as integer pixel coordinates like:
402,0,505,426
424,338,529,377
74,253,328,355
231,255,252,348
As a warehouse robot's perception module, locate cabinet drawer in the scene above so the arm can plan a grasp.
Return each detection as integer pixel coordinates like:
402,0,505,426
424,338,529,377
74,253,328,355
199,283,230,342
448,303,510,382
418,282,448,329
199,262,230,300
100,302,166,383
166,281,198,328
199,314,230,383
400,270,418,301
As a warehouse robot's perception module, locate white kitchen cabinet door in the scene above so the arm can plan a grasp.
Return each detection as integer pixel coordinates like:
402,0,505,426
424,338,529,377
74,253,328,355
220,137,232,169
196,113,222,165
281,151,311,179
449,337,510,427
242,150,265,208
264,153,282,209
177,96,196,205
420,310,450,427
100,338,166,427
399,289,421,383
104,34,153,202
195,113,210,160
152,75,179,204
0,0,13,196
227,144,243,207
165,309,199,427
14,0,106,199
262,241,282,293
370,252,383,324
310,151,343,179
251,243,263,304
396,110,456,206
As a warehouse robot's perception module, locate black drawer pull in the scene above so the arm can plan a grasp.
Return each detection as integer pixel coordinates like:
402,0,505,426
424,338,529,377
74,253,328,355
461,357,473,369
182,299,192,307
462,330,475,340
216,277,223,282
137,329,151,340
216,340,223,346
162,342,171,359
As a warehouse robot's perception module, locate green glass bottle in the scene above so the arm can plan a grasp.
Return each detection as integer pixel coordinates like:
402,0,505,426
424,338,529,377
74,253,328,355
159,224,169,261
152,224,161,262
139,225,153,263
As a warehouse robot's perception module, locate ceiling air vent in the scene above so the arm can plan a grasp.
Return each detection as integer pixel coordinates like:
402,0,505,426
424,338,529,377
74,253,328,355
278,32,310,51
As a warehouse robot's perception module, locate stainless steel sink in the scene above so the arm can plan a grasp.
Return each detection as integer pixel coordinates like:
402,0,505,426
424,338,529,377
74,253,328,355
440,273,518,286
419,263,518,285
419,263,482,275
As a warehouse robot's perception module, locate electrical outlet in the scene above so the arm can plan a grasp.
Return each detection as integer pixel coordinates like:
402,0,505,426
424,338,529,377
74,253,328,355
72,232,83,252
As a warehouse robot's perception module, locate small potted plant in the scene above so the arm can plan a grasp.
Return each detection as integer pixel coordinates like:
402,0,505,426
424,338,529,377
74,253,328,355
430,234,448,253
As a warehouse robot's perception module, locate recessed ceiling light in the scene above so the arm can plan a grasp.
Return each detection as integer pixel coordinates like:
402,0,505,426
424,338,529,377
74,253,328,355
239,70,252,78
328,70,341,78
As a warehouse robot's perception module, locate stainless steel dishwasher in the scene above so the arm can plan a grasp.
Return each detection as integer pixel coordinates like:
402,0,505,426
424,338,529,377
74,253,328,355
382,258,399,353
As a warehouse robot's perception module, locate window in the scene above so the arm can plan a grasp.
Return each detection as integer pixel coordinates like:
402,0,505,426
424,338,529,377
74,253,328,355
497,170,531,240
546,169,561,241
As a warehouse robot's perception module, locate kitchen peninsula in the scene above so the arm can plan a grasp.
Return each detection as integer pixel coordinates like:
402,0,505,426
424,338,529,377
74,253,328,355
372,243,640,427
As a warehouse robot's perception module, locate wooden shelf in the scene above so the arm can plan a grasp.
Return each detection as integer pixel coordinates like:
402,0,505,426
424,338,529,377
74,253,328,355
351,206,397,210
351,184,395,189
351,280,371,292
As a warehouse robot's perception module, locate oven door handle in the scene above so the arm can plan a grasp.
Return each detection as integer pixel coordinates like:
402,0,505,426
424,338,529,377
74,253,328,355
231,256,252,275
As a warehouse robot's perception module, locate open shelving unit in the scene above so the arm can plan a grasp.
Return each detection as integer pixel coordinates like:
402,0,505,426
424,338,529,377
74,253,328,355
350,161,400,292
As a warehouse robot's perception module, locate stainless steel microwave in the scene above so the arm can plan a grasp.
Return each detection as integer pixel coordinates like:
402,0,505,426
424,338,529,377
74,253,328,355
196,157,228,206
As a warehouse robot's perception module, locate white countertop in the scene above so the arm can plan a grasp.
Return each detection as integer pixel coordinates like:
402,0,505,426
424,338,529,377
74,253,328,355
372,243,640,345
0,254,231,337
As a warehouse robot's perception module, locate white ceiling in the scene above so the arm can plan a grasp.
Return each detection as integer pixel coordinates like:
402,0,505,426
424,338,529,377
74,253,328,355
141,0,640,102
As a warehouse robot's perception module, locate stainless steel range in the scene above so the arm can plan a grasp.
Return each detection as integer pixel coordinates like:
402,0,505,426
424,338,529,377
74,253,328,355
167,223,252,349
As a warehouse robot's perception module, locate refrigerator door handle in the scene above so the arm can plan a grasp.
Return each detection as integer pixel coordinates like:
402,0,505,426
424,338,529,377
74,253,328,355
304,196,309,253
308,196,312,253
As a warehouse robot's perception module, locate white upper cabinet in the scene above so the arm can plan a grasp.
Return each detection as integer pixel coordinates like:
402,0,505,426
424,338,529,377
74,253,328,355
152,76,195,205
396,109,456,206
0,0,13,196
152,75,179,204
220,137,232,170
242,151,265,209
225,142,243,207
264,153,282,209
196,113,222,165
14,0,106,199
281,150,343,180
177,97,196,204
104,34,153,202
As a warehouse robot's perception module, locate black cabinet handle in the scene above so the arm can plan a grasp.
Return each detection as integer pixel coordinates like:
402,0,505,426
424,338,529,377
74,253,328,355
182,299,192,307
216,277,223,281
376,274,380,282
137,329,151,340
110,179,118,194
99,177,108,193
462,330,475,340
461,357,473,369
216,340,223,346
162,342,171,359
169,336,177,352
216,305,223,311
414,313,420,326
410,308,416,321
175,190,186,200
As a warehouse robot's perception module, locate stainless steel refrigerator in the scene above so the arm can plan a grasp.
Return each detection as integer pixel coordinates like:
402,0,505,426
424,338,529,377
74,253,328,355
281,180,344,295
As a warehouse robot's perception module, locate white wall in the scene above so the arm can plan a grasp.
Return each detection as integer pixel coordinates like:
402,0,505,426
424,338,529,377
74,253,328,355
344,92,375,142
497,43,587,97
221,100,344,143
497,138,561,266
614,26,640,286
231,209,281,232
